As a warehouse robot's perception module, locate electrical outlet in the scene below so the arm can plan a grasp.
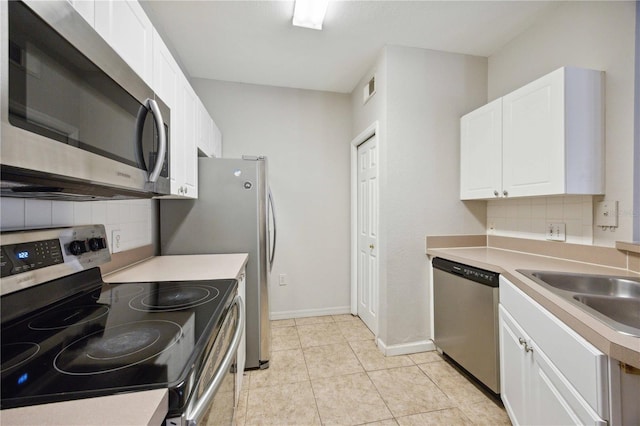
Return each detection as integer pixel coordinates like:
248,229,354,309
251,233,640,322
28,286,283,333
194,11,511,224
488,222,496,234
279,274,287,286
111,230,123,253
595,200,618,228
546,222,566,242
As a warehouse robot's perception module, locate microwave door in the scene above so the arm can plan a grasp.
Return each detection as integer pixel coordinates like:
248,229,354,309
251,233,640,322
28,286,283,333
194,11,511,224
2,1,171,198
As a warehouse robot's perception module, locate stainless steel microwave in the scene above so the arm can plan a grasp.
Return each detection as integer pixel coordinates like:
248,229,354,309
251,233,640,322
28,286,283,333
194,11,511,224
0,0,170,200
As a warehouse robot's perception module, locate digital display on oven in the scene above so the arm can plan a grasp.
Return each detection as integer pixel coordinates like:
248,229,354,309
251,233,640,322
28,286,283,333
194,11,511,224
0,239,64,277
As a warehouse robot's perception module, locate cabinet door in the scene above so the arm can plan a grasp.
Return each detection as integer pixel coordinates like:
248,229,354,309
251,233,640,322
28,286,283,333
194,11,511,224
181,81,198,198
197,99,215,158
531,341,607,426
499,305,531,426
95,0,153,84
460,98,503,200
502,68,565,197
212,120,222,158
152,31,185,197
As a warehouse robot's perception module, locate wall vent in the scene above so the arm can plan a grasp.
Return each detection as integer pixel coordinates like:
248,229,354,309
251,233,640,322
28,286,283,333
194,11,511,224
363,75,376,104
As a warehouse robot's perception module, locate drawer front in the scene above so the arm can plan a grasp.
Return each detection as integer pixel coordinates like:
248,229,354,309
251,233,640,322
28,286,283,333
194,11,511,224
500,276,608,417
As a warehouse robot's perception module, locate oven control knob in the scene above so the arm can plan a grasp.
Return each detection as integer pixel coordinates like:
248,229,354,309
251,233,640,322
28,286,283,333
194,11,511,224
68,240,87,256
88,238,106,252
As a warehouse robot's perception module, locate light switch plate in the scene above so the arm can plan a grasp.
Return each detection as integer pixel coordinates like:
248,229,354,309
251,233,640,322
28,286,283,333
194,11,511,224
595,200,618,227
546,222,566,241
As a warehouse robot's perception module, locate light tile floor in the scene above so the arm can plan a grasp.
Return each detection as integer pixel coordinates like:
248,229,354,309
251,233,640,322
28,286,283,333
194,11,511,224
235,315,511,426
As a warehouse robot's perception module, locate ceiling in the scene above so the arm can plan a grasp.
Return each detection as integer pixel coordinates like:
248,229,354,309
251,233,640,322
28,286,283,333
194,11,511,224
140,0,559,94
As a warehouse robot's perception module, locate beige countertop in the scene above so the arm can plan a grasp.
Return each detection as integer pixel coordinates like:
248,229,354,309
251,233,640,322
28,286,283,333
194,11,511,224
104,253,249,283
3,254,248,426
1,389,167,426
427,246,640,368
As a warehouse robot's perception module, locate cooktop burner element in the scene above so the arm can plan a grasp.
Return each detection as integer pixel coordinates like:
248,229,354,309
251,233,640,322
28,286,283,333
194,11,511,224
0,343,40,373
54,320,182,375
28,305,110,330
129,284,220,312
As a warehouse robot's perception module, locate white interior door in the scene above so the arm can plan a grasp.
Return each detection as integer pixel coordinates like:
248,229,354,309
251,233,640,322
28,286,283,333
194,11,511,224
357,135,378,335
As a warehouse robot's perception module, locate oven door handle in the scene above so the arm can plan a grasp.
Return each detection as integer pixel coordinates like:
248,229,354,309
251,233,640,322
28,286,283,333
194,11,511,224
186,296,244,426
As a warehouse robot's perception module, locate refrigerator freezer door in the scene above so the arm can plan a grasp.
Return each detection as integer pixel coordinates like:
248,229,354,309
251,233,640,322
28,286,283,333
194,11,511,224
160,157,271,369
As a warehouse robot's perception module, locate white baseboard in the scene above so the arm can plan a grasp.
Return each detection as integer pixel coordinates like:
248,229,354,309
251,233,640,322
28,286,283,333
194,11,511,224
377,338,436,356
270,306,351,321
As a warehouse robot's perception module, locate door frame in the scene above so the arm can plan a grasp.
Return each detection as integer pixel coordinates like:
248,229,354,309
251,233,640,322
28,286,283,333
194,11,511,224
350,121,379,321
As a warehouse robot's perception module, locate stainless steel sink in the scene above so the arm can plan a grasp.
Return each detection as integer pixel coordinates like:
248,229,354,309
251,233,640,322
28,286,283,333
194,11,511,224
517,270,640,337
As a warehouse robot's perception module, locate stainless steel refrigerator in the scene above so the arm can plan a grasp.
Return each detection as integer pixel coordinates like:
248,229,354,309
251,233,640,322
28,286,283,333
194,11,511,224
160,156,275,370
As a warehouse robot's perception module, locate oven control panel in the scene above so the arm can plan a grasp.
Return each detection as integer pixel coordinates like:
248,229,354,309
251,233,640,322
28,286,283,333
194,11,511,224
1,238,64,277
0,225,111,296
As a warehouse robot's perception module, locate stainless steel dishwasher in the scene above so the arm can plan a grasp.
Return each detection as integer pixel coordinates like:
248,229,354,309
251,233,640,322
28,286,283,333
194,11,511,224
432,257,500,394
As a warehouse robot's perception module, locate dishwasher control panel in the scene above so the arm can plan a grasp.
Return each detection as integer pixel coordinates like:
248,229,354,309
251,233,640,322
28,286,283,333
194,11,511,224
432,257,499,287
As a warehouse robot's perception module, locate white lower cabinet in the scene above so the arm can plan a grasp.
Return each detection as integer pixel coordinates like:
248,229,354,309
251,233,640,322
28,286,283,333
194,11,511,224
235,268,246,406
499,276,608,425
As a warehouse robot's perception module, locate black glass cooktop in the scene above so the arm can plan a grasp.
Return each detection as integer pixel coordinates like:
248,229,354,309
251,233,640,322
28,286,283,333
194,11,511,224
0,269,237,410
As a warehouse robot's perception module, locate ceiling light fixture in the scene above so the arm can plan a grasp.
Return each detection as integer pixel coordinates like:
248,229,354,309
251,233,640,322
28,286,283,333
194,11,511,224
292,0,329,30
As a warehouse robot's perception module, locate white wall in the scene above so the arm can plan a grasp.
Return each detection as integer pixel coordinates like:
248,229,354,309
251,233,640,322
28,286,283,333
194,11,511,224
351,46,487,349
487,1,636,246
350,50,390,341
192,79,352,318
0,198,156,251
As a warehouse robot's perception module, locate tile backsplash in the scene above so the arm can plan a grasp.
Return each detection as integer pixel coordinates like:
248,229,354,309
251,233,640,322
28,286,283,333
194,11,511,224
487,195,593,245
0,198,155,252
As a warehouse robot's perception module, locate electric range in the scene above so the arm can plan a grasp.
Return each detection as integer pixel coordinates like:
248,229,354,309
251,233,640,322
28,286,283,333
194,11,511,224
0,225,242,425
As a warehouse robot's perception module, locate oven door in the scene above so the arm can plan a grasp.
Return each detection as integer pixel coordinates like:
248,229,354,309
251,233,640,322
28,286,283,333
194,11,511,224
169,296,243,426
1,0,170,198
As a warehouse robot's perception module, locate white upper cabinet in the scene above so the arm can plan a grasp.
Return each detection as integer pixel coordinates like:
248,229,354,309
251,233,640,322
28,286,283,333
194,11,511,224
197,99,214,158
180,79,198,198
152,30,189,198
196,98,223,158
460,67,604,200
212,120,222,158
460,98,503,199
88,0,220,198
67,0,95,27
95,0,153,85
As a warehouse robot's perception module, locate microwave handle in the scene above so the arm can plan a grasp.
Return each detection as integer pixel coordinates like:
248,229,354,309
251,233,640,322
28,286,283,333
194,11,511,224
146,98,167,183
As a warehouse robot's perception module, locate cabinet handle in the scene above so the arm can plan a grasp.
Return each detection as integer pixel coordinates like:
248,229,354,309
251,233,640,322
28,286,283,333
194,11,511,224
503,190,508,197
518,337,533,353
494,190,499,197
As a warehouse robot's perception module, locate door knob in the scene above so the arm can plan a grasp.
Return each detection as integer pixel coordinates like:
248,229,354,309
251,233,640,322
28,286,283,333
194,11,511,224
369,244,374,249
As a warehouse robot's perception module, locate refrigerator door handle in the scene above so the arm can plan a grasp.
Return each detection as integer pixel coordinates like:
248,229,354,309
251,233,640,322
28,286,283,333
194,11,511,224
268,188,277,271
